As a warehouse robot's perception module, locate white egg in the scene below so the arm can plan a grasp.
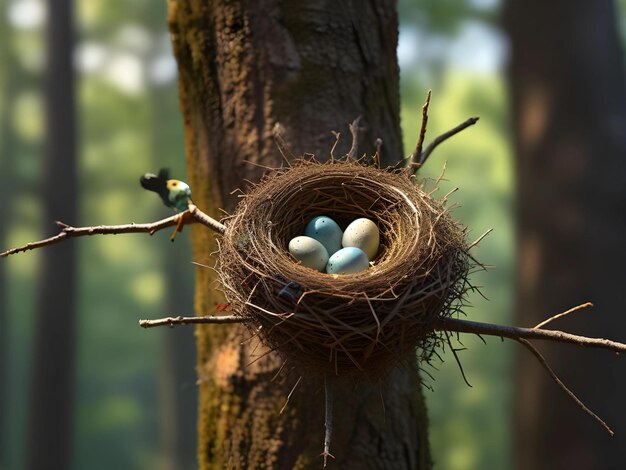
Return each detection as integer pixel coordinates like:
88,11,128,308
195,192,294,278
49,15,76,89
304,216,343,256
326,247,369,275
342,218,380,260
288,236,329,272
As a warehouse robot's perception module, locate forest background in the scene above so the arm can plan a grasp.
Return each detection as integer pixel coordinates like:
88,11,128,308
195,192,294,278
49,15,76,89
1,0,625,469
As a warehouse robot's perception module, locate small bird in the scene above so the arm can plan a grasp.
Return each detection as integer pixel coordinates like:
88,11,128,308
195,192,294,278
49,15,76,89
140,168,192,212
140,168,192,241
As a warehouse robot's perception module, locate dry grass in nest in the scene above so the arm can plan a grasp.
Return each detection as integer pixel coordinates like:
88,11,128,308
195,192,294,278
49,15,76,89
218,158,471,379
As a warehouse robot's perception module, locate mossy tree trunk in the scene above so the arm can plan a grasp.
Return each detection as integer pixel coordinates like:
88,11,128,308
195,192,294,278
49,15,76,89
167,0,431,468
504,0,626,468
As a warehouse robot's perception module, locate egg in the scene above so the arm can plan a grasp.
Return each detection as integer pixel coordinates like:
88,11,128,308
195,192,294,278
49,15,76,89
342,218,380,260
288,236,329,271
304,216,343,256
326,247,369,275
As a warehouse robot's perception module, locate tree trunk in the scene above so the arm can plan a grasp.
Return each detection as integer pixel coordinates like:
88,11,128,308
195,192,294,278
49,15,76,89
167,0,431,468
504,1,626,468
26,1,77,469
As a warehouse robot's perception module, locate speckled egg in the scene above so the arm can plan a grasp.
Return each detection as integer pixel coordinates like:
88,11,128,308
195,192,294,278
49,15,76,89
304,216,343,256
288,236,329,272
326,247,369,275
342,218,380,260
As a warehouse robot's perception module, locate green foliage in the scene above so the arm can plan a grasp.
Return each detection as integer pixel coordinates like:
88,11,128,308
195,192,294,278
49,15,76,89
401,74,514,469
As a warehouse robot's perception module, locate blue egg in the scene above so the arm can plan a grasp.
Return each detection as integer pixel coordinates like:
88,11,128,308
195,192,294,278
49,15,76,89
304,216,343,256
326,247,370,275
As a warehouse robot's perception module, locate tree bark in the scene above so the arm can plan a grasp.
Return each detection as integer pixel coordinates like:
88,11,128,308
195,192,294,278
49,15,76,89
26,1,77,469
167,0,431,468
504,1,626,468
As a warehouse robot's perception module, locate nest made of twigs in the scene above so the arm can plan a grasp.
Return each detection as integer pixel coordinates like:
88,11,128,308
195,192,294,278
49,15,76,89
218,159,470,379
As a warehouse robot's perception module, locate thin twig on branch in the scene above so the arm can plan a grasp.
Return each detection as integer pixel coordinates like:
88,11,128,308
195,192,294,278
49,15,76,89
347,116,362,161
139,314,242,328
272,122,296,165
0,203,226,258
322,375,335,468
407,90,432,172
419,116,479,169
516,338,614,436
534,302,593,329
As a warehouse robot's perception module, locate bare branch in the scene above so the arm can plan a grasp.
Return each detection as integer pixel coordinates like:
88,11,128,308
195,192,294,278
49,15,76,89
139,314,243,328
517,338,614,436
1,213,186,258
534,302,594,329
436,317,626,354
1,203,226,258
419,116,479,168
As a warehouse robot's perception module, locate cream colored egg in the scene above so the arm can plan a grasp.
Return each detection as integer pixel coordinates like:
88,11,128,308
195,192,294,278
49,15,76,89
288,236,329,272
342,218,380,259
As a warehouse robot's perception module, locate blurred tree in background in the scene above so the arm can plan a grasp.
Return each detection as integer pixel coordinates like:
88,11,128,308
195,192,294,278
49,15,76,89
25,0,77,469
505,0,626,468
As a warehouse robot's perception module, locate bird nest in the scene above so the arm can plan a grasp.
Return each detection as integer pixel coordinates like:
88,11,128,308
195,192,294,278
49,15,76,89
218,159,470,379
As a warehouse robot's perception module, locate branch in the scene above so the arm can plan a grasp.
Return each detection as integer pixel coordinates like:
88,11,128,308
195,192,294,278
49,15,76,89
1,203,226,258
439,313,621,436
418,116,479,169
139,314,243,328
436,317,626,354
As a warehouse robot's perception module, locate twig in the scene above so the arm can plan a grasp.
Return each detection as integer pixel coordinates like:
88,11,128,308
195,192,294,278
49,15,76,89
1,204,226,258
330,131,341,163
272,122,295,165
138,314,243,328
436,317,626,354
407,90,432,173
321,376,335,468
419,117,479,168
516,338,614,436
534,302,593,329
467,228,494,250
279,375,302,414
445,331,472,387
347,116,362,161
373,138,382,169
